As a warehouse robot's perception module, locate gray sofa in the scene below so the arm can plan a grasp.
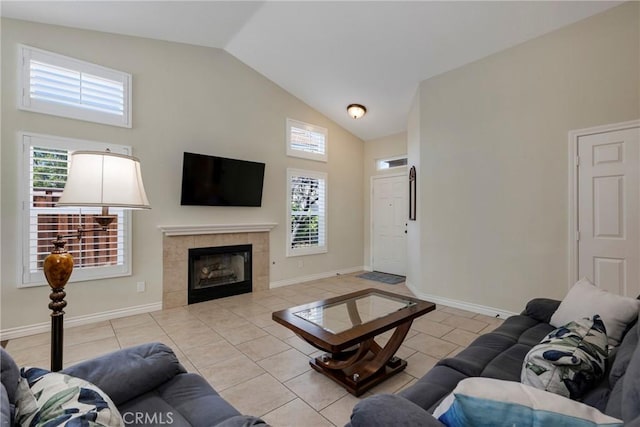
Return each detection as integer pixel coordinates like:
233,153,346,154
349,298,640,426
1,342,266,426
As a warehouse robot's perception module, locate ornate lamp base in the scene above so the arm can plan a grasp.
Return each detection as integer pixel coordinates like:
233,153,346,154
43,236,73,372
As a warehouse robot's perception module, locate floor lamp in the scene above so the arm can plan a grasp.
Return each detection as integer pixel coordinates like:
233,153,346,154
43,150,150,371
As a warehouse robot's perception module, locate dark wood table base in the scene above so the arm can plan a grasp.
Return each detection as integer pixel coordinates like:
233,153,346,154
304,321,412,396
272,289,435,396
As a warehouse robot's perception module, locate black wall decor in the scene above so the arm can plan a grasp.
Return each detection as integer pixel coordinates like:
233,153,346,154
409,166,416,221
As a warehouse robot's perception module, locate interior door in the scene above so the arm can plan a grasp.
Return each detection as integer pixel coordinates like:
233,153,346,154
578,126,640,297
372,175,407,276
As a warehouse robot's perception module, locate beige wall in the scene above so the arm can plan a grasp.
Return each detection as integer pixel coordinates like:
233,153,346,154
0,19,364,332
363,132,407,268
406,94,422,291
408,2,640,313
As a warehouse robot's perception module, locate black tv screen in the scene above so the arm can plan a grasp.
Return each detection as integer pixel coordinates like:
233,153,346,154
180,152,265,207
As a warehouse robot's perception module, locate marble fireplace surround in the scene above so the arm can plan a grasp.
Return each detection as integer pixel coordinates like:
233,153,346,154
158,223,277,309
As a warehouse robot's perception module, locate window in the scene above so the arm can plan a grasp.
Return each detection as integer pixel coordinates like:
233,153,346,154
286,118,328,162
287,169,327,256
20,132,132,287
377,155,408,171
18,45,132,128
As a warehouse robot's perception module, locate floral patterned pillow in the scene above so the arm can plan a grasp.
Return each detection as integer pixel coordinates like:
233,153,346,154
521,315,608,399
15,367,123,426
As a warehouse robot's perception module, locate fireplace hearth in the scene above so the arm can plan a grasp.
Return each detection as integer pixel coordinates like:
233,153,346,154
188,244,252,304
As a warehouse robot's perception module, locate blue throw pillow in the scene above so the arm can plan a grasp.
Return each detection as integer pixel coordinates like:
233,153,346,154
433,377,622,427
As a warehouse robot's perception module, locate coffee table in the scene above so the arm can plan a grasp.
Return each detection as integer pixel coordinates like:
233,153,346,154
272,288,435,396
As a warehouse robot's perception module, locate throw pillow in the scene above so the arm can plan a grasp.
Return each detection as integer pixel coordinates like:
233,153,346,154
521,315,608,399
15,367,123,426
433,377,623,427
550,277,640,346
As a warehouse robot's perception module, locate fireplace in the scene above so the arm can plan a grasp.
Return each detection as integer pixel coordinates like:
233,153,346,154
188,244,252,304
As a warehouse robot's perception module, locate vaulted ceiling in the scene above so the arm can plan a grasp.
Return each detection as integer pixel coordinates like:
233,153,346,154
0,1,621,140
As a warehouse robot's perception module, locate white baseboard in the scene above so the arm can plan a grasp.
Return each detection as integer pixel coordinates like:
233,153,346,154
0,302,162,341
405,280,517,319
270,266,364,288
363,265,373,272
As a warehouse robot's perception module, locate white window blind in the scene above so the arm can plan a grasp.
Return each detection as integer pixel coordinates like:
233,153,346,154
287,169,327,256
19,45,132,128
20,133,132,287
286,118,328,162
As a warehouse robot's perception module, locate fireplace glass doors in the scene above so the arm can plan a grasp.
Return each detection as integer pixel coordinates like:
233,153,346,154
188,244,252,304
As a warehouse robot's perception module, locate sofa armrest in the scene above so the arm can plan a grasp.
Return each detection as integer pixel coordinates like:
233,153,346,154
348,394,446,427
522,298,561,324
61,342,186,406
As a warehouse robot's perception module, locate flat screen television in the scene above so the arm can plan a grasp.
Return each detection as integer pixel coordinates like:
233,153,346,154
180,152,265,207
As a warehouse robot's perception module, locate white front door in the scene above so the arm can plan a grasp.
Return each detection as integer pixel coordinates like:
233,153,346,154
578,126,640,297
372,175,407,276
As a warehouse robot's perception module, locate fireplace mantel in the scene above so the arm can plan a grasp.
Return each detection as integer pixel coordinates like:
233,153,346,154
158,223,277,236
161,225,273,309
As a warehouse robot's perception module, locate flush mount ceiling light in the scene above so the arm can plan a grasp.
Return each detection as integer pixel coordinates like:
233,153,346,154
347,104,367,119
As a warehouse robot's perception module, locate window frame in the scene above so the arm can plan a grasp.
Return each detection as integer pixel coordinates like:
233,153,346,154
18,132,133,288
376,155,408,171
286,118,328,162
18,44,132,128
286,168,328,257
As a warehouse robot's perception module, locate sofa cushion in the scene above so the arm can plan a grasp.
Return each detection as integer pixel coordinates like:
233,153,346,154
521,316,608,399
0,348,20,404
609,323,639,388
400,313,557,413
399,366,469,413
491,315,541,340
15,367,123,426
1,385,12,427
517,323,557,347
481,343,533,381
214,415,270,427
622,327,640,424
61,342,186,406
550,278,640,346
118,372,250,427
433,378,623,427
0,348,19,427
350,394,445,427
582,384,612,415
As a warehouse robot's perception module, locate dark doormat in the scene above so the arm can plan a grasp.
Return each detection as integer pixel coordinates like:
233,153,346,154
356,271,406,285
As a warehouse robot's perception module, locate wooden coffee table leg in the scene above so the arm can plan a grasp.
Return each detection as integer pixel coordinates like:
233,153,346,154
310,320,413,396
319,340,372,370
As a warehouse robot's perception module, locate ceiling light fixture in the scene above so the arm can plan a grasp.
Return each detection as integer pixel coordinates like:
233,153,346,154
347,104,367,119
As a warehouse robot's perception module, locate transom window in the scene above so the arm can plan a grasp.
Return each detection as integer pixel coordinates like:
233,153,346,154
287,169,327,256
286,118,328,162
20,132,132,287
377,155,408,170
18,45,132,128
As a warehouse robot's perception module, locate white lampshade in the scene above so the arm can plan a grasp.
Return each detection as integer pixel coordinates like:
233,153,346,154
57,150,151,209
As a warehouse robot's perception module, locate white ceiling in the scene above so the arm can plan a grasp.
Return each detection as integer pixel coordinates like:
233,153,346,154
1,1,621,141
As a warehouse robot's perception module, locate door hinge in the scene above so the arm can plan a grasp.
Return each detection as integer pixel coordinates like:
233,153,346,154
576,230,580,241
575,156,580,167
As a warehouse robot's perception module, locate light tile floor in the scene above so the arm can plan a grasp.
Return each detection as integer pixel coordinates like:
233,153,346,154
4,273,503,426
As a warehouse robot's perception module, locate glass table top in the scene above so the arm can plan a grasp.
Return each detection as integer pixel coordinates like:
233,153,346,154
293,292,416,334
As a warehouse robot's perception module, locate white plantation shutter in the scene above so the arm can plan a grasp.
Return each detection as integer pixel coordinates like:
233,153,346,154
287,169,327,256
286,119,328,162
19,45,131,128
21,133,132,287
